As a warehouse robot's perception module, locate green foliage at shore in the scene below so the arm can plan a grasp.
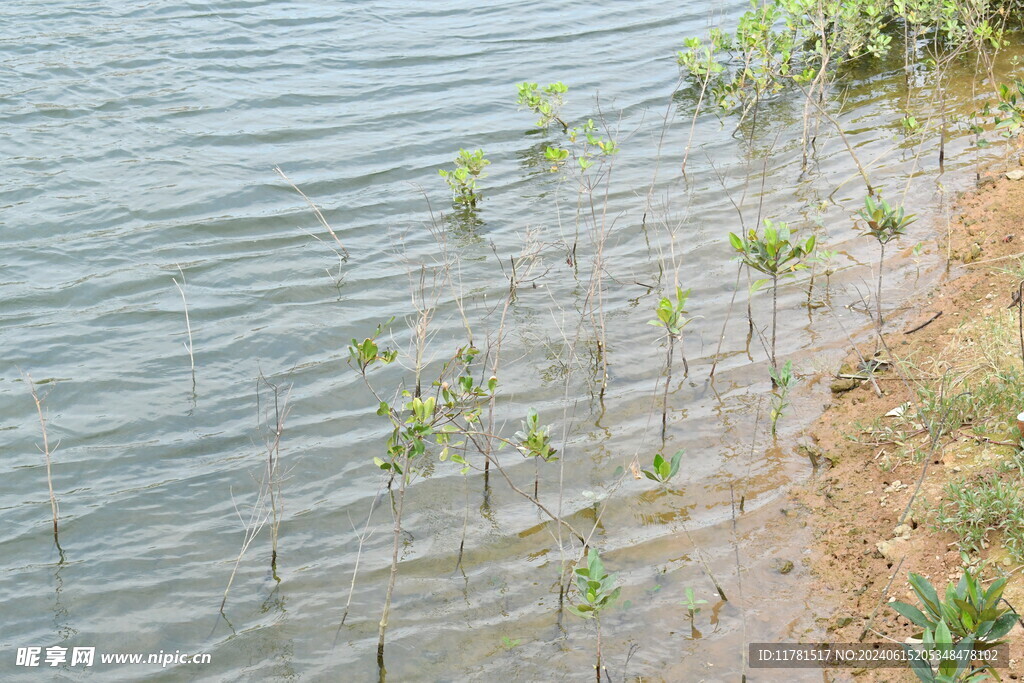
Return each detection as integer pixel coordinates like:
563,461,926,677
937,476,1024,562
890,568,1016,681
676,0,1024,113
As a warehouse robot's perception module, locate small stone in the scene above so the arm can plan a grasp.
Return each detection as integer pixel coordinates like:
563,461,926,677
963,243,983,263
773,558,795,575
894,523,912,540
1006,169,1024,181
1002,557,1012,567
876,538,907,562
831,378,860,393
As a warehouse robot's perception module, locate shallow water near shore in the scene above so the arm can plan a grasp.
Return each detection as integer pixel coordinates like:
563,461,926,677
1,1,1022,680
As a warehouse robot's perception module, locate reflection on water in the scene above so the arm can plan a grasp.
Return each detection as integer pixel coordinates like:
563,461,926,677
1,0,1022,679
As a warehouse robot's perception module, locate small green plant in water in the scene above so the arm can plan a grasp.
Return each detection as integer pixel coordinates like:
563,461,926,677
348,320,398,372
516,81,568,131
568,548,621,683
648,286,695,376
514,408,557,461
856,193,915,327
545,119,619,174
642,449,683,484
729,220,816,373
649,287,694,336
568,548,621,618
675,0,1018,117
501,636,521,650
768,360,798,437
682,585,708,639
438,148,490,210
682,586,707,619
889,568,1017,682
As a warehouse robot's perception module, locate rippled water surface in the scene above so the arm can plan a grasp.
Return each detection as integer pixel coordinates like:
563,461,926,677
2,1,1022,680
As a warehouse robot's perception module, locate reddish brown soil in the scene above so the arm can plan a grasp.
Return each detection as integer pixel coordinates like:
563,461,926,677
794,166,1024,681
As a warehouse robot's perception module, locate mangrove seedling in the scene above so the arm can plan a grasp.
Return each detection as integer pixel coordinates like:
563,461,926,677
729,219,816,375
992,78,1024,138
889,568,1017,681
516,81,569,132
649,287,696,439
649,286,695,375
642,449,684,484
812,249,841,292
501,636,521,650
768,360,798,437
856,194,915,327
682,586,707,619
568,548,621,683
682,586,707,638
514,408,557,462
438,148,490,210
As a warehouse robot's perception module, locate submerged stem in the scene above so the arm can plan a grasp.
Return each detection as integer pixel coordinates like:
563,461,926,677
377,448,410,679
877,241,886,328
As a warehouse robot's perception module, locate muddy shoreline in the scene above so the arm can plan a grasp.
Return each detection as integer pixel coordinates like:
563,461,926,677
793,163,1024,681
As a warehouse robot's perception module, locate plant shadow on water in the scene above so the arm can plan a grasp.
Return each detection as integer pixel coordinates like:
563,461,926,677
442,209,485,247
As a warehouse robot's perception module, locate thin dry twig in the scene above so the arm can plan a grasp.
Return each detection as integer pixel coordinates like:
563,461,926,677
274,165,350,259
25,373,60,544
172,265,195,389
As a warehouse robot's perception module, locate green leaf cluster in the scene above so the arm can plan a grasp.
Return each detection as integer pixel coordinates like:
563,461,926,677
890,569,1018,681
768,360,798,436
348,320,398,371
439,148,490,209
516,81,568,130
641,449,683,483
681,586,707,617
648,287,693,336
993,79,1024,136
676,0,1021,115
514,408,557,462
857,194,916,245
567,548,621,619
729,219,816,288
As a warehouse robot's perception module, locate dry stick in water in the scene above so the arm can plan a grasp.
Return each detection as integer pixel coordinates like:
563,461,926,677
26,374,60,545
729,485,747,681
258,375,291,582
220,477,272,614
274,166,350,259
732,398,762,680
682,523,728,602
377,446,410,681
661,335,674,443
334,486,382,642
172,265,195,390
795,83,874,196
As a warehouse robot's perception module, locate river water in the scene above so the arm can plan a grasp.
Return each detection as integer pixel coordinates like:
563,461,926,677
2,1,1021,680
